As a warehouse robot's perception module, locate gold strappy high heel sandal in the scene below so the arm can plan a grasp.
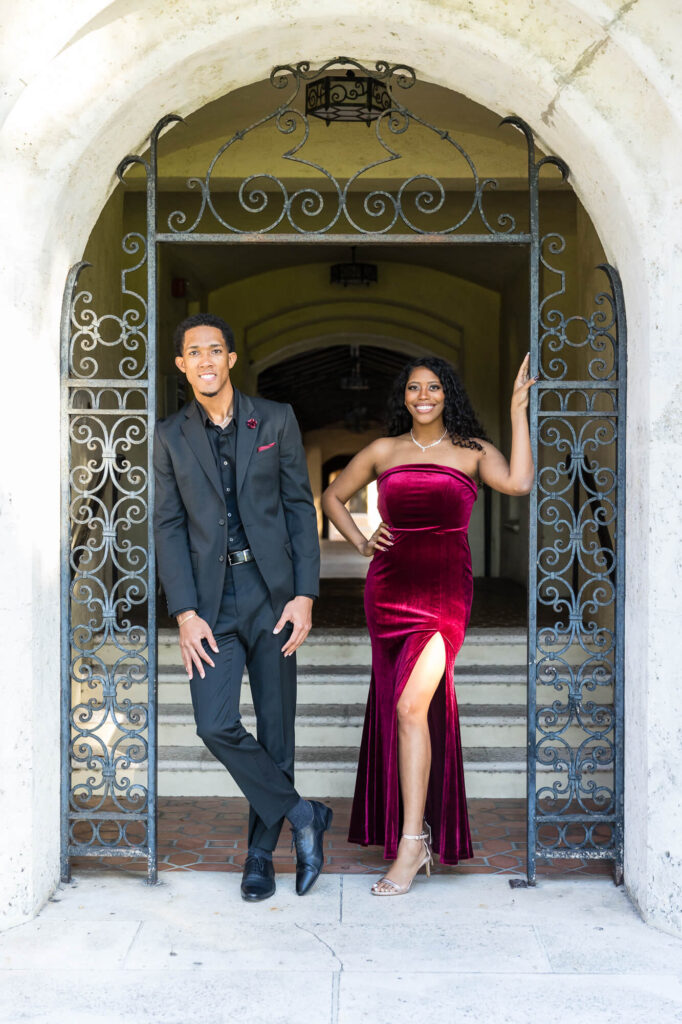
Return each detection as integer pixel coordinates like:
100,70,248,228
371,830,433,896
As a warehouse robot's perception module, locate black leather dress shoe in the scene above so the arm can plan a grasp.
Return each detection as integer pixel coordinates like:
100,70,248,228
291,800,333,896
240,855,276,902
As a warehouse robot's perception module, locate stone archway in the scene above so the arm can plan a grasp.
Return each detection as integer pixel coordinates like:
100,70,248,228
2,3,680,933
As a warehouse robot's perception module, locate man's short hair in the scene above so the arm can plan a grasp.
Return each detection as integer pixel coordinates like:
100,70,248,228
173,313,235,357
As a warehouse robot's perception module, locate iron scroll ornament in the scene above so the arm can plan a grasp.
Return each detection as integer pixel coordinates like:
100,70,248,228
117,58,552,239
528,262,625,882
61,244,157,875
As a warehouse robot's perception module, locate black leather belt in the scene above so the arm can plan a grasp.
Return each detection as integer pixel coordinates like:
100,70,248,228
227,547,255,566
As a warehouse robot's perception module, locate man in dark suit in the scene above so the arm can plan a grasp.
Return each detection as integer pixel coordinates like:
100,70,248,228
153,312,332,900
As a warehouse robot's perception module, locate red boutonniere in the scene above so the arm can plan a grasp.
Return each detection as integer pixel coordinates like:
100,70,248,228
246,418,258,429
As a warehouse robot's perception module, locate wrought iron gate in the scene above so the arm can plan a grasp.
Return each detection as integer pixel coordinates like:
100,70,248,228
61,58,625,883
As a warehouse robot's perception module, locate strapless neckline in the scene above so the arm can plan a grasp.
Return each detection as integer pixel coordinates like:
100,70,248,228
377,462,478,492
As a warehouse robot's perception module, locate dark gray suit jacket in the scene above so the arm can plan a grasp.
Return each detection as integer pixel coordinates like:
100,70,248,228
153,390,320,627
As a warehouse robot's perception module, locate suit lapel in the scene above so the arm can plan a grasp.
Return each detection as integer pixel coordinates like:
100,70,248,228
181,402,224,499
235,390,258,494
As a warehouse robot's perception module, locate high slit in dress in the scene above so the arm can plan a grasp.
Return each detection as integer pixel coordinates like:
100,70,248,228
348,463,476,865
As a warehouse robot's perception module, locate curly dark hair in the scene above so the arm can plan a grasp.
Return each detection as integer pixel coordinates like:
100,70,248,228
173,313,235,357
386,356,489,451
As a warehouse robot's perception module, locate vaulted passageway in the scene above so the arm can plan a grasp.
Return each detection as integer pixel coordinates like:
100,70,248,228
62,61,626,888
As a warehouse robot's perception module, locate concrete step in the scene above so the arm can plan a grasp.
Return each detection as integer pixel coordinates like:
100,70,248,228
156,743,528,798
157,701,611,749
105,630,611,704
78,628,615,802
153,743,613,800
130,665,612,711
101,628,611,674
156,627,530,669
153,662,534,707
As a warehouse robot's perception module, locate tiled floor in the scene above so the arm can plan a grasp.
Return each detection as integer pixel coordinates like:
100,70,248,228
72,797,613,879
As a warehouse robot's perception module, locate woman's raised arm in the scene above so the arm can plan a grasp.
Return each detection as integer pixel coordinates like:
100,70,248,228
478,353,537,496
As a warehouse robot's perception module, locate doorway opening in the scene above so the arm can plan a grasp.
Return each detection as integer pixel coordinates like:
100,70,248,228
61,58,625,886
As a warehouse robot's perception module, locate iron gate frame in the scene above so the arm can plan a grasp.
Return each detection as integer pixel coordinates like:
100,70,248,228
60,57,626,885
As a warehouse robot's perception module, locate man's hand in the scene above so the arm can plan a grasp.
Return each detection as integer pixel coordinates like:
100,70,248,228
178,612,219,680
273,596,313,657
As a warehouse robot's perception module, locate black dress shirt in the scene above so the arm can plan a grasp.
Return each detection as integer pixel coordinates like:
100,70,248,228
197,394,249,554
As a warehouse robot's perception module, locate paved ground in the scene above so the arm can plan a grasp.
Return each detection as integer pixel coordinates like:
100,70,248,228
73,797,612,879
1,871,681,1023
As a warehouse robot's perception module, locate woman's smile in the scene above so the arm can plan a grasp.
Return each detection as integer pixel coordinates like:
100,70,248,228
405,367,445,425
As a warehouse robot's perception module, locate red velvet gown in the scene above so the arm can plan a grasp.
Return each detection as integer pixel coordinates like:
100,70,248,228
348,463,476,864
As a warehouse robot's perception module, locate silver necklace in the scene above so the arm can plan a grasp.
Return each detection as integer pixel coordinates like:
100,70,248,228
410,428,447,452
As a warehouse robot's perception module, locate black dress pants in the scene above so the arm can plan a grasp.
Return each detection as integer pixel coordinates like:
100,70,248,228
189,560,299,852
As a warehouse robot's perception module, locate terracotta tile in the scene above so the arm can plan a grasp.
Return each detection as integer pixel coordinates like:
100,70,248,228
174,863,229,872
480,839,516,854
68,795,617,881
487,854,523,869
170,837,206,851
198,850,235,863
176,823,211,836
168,852,201,866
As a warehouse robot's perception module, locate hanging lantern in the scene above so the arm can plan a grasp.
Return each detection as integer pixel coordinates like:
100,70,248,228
330,247,378,287
306,70,392,126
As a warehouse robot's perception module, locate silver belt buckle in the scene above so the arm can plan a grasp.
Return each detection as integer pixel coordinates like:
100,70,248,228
228,548,252,566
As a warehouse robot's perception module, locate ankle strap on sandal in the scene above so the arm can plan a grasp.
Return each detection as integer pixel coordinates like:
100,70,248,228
402,831,430,841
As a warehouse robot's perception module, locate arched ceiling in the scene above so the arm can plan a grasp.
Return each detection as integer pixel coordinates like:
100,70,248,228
163,237,531,294
257,343,409,432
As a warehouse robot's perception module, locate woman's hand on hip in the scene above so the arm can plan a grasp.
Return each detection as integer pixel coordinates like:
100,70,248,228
358,521,394,557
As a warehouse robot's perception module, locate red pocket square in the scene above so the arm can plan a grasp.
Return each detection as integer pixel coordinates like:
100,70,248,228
257,442,276,452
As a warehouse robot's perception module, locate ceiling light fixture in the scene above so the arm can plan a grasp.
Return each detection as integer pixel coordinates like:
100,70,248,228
340,345,369,391
306,70,391,126
330,246,378,288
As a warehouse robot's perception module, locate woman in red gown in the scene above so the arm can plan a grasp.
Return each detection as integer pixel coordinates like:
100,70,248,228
322,355,536,894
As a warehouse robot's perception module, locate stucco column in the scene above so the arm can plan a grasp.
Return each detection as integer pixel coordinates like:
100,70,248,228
0,252,63,927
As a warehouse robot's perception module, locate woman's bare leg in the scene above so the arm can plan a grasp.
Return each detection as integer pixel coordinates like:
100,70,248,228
373,632,446,893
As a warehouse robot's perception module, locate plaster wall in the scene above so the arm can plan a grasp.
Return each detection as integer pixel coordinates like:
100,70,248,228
1,0,681,935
